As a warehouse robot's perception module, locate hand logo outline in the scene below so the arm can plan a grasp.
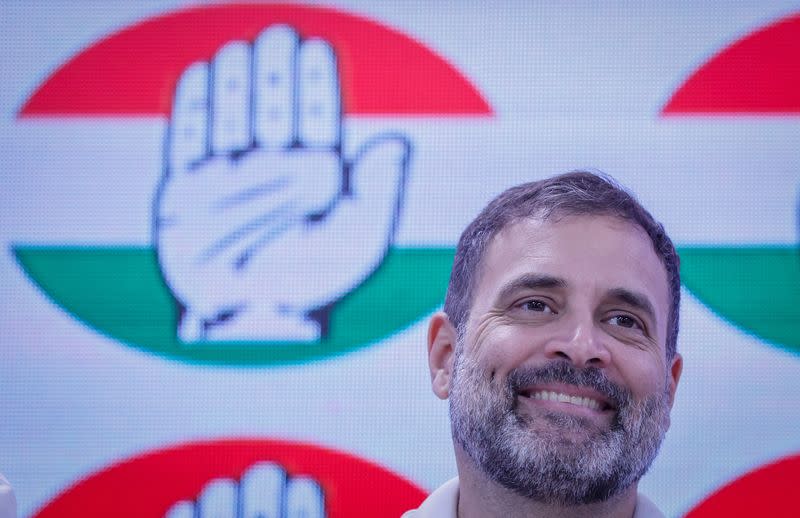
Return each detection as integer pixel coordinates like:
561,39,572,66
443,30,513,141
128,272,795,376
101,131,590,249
153,25,412,343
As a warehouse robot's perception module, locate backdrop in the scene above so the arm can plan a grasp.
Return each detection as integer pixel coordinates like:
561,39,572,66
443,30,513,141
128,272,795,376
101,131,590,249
2,2,799,517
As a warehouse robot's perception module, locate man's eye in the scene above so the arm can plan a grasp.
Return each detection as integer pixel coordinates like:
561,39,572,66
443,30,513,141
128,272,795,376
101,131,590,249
520,300,554,313
607,315,640,329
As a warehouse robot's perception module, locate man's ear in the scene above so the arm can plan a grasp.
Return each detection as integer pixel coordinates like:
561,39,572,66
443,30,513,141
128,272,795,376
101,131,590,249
667,352,683,409
428,311,457,400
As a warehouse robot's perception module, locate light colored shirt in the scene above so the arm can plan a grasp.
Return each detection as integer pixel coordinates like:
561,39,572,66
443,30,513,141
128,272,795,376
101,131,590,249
0,473,17,518
402,477,665,518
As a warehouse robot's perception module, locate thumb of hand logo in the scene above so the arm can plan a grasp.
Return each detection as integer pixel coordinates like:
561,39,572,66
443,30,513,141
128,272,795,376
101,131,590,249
154,25,411,343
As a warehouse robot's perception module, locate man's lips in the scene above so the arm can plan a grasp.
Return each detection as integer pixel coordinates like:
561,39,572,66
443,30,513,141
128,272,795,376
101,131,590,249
517,383,616,413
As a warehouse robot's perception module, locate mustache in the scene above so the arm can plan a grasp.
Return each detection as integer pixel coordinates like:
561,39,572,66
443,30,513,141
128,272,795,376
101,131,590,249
507,361,631,409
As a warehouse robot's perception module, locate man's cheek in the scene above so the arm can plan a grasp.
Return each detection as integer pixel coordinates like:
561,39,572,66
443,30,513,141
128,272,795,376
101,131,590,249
617,363,668,402
475,327,533,375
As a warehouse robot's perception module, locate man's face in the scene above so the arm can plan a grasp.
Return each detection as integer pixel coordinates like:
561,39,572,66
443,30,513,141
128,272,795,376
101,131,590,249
444,215,682,505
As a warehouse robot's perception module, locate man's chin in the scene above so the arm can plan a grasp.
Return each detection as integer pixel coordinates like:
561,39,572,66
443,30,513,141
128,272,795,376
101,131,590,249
515,407,614,445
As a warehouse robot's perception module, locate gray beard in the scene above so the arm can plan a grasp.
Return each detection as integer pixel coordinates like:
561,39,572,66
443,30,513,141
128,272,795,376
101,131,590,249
449,353,671,505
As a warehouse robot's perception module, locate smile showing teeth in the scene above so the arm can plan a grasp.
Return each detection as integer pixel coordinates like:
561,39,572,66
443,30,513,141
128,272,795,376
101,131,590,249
528,390,602,411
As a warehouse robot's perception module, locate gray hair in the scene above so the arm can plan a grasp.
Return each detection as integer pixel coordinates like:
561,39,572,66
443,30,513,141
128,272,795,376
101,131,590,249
443,170,680,359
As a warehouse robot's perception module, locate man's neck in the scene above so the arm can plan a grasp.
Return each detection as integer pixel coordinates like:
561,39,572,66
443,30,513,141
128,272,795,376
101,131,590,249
455,451,639,518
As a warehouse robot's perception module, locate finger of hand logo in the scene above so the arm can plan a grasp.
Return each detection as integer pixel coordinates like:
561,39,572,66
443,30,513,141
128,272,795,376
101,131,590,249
285,476,325,517
169,62,209,174
241,462,286,517
198,478,237,517
254,26,299,149
298,39,340,149
212,42,251,155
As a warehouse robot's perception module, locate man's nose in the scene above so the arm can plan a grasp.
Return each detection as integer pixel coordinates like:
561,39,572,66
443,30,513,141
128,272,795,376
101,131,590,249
543,313,610,368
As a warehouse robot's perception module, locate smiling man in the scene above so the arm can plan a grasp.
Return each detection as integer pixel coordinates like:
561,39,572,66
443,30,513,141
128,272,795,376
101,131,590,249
405,171,682,518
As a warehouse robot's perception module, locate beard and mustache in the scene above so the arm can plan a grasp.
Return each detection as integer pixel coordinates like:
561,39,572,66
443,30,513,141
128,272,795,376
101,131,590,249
449,350,671,506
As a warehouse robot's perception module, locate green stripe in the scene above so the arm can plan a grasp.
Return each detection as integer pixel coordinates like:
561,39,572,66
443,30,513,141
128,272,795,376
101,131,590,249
12,246,454,366
679,246,799,355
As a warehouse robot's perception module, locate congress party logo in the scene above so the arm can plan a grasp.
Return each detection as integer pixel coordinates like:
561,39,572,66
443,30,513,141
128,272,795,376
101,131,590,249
13,4,491,364
31,439,427,518
662,12,800,357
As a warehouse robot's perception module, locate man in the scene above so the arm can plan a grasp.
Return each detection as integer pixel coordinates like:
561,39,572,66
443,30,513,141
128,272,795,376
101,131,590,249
405,171,683,518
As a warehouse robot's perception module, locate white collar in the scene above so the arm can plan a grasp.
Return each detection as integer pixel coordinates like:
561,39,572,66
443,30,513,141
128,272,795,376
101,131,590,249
403,477,665,518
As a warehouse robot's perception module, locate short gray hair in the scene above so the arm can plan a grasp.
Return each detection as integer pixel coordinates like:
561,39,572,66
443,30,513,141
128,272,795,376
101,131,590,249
443,171,680,359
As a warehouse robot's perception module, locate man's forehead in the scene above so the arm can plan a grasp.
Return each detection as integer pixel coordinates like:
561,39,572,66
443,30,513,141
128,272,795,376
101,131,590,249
476,215,670,307
486,214,655,262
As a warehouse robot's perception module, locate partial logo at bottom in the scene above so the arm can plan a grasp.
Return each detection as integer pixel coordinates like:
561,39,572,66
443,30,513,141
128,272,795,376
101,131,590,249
32,439,427,518
685,453,800,517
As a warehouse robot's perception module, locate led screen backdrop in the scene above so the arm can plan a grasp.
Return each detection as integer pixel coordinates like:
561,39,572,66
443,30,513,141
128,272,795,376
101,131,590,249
2,2,799,517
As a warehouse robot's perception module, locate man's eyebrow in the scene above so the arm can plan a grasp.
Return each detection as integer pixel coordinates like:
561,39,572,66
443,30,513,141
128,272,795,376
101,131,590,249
606,288,657,324
495,273,567,302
